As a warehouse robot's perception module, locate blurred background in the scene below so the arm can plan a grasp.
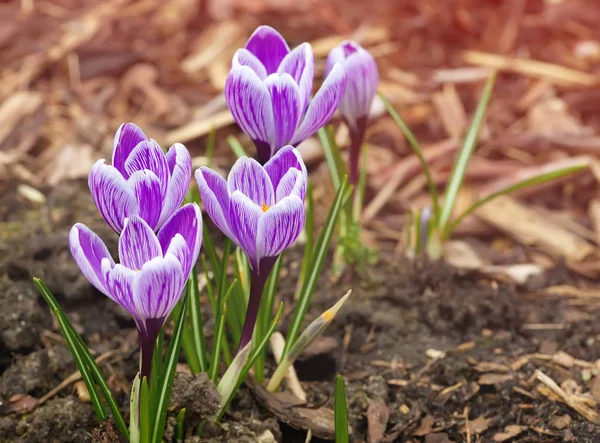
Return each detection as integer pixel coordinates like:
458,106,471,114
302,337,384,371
2,0,600,271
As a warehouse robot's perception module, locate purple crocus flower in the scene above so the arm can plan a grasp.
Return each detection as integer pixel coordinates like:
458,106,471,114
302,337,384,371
326,41,379,184
226,25,346,164
195,145,307,349
69,204,202,379
89,123,192,234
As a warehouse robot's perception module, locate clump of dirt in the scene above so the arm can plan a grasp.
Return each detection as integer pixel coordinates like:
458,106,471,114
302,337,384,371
15,397,96,442
170,372,221,426
0,277,48,355
0,345,74,398
201,416,281,442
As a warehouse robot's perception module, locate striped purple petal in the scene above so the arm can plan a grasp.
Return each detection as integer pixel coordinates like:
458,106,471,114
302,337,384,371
158,143,192,228
69,223,114,295
128,170,163,229
157,203,202,278
245,25,290,74
132,255,186,324
105,265,138,321
225,66,275,150
275,168,305,201
233,48,268,80
265,73,303,150
227,157,274,207
264,145,307,198
256,196,305,259
291,63,346,145
118,216,162,271
88,160,139,233
123,140,170,197
229,191,262,269
195,167,232,238
278,43,314,113
112,123,147,176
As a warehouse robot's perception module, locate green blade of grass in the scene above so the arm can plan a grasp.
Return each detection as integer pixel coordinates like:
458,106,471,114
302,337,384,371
283,176,349,357
438,71,497,232
129,374,140,443
319,126,345,190
172,299,201,374
209,280,238,382
216,302,284,421
379,92,440,220
175,408,186,443
334,375,349,443
139,377,151,443
150,328,164,415
295,179,314,299
446,163,586,238
150,294,189,443
206,127,216,167
188,266,208,372
227,135,248,158
352,145,369,223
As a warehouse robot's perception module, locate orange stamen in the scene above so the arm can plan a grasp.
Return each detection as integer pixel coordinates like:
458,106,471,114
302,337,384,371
261,202,270,212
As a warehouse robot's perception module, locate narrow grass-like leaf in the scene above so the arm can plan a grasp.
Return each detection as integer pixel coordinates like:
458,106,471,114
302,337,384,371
283,176,349,357
254,254,283,382
445,163,586,238
438,72,496,231
380,92,440,219
172,300,201,375
175,408,186,443
269,290,351,391
216,303,284,421
139,377,151,443
129,374,140,443
319,126,345,190
295,179,314,299
216,339,252,405
206,127,216,167
334,375,349,443
209,280,238,382
150,294,189,443
34,278,130,438
353,145,369,223
150,329,164,416
188,266,208,372
227,135,248,158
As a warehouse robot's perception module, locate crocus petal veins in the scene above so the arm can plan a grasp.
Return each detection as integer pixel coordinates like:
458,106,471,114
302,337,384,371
225,25,347,163
89,123,192,233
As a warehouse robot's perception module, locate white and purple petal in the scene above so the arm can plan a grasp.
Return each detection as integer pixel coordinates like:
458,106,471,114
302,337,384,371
128,170,163,230
229,191,262,269
195,167,232,239
290,63,347,145
118,216,162,270
225,66,275,150
256,195,305,259
232,48,268,80
123,140,170,197
245,25,290,74
265,73,303,150
157,203,202,278
112,123,148,176
132,255,186,323
278,43,314,113
158,143,192,228
104,264,138,320
275,168,305,201
227,157,274,207
264,146,307,195
69,223,114,295
89,160,139,233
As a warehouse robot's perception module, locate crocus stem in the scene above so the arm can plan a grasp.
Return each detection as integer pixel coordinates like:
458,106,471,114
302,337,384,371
238,257,277,352
138,319,162,382
347,117,367,186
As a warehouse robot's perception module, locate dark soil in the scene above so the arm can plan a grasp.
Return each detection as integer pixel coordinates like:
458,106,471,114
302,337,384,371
1,181,600,442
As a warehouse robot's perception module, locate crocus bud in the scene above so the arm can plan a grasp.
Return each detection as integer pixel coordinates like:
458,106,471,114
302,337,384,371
226,25,346,164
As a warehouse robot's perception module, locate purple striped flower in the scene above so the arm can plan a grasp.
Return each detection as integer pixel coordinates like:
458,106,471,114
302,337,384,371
226,25,346,164
326,41,378,184
195,145,307,349
89,123,192,234
69,204,202,379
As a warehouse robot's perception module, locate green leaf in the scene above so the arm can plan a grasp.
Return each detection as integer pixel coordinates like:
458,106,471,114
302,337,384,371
150,293,189,443
353,145,369,223
334,375,349,443
139,377,151,443
319,126,346,190
209,280,238,382
227,135,248,158
445,163,586,237
216,303,284,421
439,71,496,232
188,265,208,372
129,374,140,443
150,329,164,415
175,408,186,443
283,176,349,357
380,92,440,220
206,127,216,168
295,179,314,299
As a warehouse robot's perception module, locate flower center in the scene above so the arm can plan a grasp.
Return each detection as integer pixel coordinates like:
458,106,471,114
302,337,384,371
261,202,270,212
